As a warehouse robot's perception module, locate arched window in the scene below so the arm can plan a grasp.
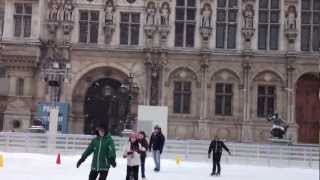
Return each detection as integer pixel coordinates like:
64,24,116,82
216,0,238,49
215,83,233,115
173,81,191,113
175,0,196,47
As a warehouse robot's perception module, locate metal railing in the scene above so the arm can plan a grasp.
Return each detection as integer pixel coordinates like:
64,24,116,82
0,132,318,169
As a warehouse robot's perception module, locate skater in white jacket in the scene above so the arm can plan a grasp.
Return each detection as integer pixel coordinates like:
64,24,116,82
123,133,145,180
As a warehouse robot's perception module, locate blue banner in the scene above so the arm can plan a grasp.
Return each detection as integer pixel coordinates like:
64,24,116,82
36,102,69,133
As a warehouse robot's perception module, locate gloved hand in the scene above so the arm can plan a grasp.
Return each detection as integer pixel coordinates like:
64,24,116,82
76,158,84,168
208,154,211,159
110,159,117,168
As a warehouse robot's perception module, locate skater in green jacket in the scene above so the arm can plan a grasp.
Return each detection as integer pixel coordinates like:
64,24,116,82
77,127,117,180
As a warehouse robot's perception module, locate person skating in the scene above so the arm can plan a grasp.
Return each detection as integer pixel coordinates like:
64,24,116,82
208,135,231,176
123,133,143,180
76,127,116,180
149,125,165,172
138,131,149,179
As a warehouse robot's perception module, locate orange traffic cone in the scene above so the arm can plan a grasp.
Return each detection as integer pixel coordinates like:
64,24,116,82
56,153,61,165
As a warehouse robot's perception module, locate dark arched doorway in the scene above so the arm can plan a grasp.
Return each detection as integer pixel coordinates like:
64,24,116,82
84,78,129,135
296,74,320,144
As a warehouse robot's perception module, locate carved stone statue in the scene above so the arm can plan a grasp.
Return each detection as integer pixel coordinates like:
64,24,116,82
160,2,170,25
146,1,156,25
285,5,297,32
57,0,65,21
201,3,212,28
48,0,59,21
105,0,115,24
243,4,254,30
63,0,73,22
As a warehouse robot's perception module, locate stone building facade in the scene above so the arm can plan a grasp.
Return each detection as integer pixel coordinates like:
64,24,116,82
0,0,319,143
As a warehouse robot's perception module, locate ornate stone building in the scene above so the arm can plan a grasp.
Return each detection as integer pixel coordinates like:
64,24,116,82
0,0,319,143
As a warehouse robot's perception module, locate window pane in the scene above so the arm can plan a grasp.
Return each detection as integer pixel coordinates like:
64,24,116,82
15,4,23,14
312,27,319,51
174,93,182,113
175,23,184,47
176,0,185,6
174,82,182,92
229,0,238,8
301,26,311,51
313,12,320,25
270,0,279,9
120,24,129,45
120,13,129,22
187,0,195,7
227,25,236,49
79,22,88,43
302,0,311,10
216,83,223,93
258,86,266,95
267,86,275,95
259,11,268,23
225,96,232,115
267,97,275,115
183,93,191,113
14,16,22,37
225,84,233,93
90,11,99,21
183,82,191,91
217,0,226,8
131,13,140,23
314,0,320,10
301,12,311,24
217,9,226,22
80,11,89,21
270,11,279,23
24,16,32,37
257,97,265,117
216,24,226,48
259,0,268,9
270,25,279,50
89,23,98,43
176,8,185,20
25,4,32,14
258,25,267,49
186,24,195,47
187,8,196,20
131,24,140,45
215,95,223,114
228,9,238,22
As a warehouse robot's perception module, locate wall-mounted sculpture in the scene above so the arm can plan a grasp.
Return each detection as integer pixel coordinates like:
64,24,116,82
199,1,213,49
241,0,256,51
104,0,116,44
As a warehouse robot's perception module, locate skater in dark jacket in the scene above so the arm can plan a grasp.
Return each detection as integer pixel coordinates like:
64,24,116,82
208,136,231,176
76,127,116,180
149,125,165,172
138,131,149,179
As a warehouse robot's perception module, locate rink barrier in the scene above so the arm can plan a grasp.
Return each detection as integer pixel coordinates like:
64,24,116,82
0,132,318,169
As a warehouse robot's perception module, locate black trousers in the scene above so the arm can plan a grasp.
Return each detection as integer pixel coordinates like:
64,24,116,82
140,156,146,178
212,153,222,174
126,165,139,180
89,170,108,180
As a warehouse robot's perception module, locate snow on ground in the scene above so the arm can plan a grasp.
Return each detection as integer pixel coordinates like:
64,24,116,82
0,152,318,180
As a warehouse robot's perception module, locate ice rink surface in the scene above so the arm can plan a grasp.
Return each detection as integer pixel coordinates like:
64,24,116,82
0,153,318,180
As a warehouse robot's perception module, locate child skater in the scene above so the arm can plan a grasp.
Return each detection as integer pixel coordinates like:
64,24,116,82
123,133,143,180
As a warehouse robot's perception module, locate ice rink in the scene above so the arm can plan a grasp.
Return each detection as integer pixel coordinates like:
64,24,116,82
0,152,318,180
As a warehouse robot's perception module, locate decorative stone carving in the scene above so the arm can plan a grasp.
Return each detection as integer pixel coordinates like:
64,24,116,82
63,0,74,22
285,5,298,44
160,2,170,26
201,3,212,28
104,0,116,44
146,1,156,25
242,4,255,41
48,0,59,21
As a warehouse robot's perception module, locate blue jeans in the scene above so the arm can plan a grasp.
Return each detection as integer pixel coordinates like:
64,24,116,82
152,150,161,170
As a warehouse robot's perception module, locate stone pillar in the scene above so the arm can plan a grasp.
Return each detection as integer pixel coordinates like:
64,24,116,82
241,55,253,142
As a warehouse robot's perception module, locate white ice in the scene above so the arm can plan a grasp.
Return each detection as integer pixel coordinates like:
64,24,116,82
0,152,318,180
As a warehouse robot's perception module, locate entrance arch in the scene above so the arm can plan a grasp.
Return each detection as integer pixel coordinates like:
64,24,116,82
296,73,320,144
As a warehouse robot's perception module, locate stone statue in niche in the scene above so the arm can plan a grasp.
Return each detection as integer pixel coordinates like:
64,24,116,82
64,0,73,22
285,5,297,32
48,0,59,20
105,0,115,24
243,4,254,30
160,2,170,25
201,3,212,28
57,0,65,21
146,1,156,25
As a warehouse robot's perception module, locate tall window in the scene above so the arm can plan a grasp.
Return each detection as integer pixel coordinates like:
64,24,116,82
216,0,238,49
14,3,32,38
301,0,320,51
16,78,24,96
79,10,99,43
215,83,233,115
258,0,280,50
120,12,140,45
257,85,276,117
175,0,196,47
173,81,191,114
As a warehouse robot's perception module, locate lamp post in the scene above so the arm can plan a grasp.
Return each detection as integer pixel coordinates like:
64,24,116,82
120,73,139,136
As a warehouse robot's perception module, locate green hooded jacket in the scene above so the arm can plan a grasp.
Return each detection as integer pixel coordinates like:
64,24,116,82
81,133,116,171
